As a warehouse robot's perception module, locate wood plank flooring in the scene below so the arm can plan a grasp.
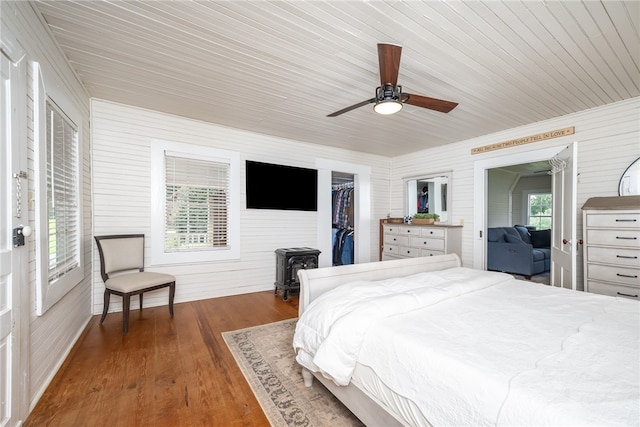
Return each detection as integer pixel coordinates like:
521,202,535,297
25,291,299,427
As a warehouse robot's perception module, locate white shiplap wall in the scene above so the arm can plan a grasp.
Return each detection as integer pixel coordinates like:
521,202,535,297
487,169,518,227
91,99,391,314
390,97,640,286
2,2,93,411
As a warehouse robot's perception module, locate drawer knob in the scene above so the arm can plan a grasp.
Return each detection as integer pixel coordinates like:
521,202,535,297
616,236,638,240
616,273,638,279
617,255,638,260
616,219,637,222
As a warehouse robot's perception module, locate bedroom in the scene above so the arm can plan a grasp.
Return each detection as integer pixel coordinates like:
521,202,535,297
1,1,639,425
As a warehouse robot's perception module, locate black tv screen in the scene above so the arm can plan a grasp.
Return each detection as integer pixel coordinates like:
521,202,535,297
246,161,318,211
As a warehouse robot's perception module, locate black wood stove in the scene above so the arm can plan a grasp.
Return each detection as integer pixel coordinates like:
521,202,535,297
274,247,321,300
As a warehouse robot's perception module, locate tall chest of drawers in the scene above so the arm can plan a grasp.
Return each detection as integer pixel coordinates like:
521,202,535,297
582,196,640,300
382,223,463,261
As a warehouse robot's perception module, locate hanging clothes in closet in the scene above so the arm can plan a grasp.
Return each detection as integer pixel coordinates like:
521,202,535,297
332,183,354,266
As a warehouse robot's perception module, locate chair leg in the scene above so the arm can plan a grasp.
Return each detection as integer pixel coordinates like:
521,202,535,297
122,293,131,334
100,290,110,324
169,282,175,317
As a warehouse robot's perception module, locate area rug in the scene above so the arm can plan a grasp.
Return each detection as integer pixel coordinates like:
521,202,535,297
222,318,364,427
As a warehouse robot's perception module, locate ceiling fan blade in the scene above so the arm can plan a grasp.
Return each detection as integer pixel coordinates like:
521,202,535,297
327,98,376,117
378,43,402,86
404,93,458,113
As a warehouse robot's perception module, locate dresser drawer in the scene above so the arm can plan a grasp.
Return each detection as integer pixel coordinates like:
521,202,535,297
586,246,640,267
398,246,421,257
586,229,640,248
410,237,445,251
420,228,445,238
587,281,640,300
586,213,640,228
384,234,409,246
383,225,401,235
383,244,399,256
398,226,420,236
421,249,445,257
587,264,640,287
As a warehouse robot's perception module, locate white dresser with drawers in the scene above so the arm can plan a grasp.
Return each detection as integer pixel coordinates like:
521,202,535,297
582,196,640,300
382,223,463,261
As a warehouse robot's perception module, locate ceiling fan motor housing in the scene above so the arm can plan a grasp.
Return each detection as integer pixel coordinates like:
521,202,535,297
376,83,404,102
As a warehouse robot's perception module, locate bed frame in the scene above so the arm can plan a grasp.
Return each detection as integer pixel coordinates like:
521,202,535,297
297,253,462,426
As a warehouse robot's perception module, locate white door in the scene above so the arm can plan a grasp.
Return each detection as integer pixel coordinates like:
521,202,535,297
550,143,578,289
1,36,27,427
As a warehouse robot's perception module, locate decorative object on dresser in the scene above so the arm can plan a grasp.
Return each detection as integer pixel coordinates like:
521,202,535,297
581,196,640,299
381,222,462,261
274,247,320,300
411,212,440,225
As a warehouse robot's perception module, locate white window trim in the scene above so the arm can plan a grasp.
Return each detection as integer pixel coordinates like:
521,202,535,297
150,139,240,265
34,62,84,316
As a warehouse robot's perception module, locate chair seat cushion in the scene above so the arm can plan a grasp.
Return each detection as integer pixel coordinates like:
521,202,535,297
106,272,175,293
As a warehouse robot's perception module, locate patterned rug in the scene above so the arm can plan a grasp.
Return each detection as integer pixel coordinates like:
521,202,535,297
222,318,364,427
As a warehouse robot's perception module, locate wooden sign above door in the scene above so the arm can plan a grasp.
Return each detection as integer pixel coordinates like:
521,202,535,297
471,126,575,155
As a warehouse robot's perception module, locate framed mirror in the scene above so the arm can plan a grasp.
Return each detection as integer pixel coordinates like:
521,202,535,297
619,157,640,196
404,171,452,223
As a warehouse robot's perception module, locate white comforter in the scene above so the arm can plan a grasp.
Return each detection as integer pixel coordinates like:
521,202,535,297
293,267,640,426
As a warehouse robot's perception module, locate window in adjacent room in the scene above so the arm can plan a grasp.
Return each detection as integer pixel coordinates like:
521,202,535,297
527,193,552,229
151,140,240,264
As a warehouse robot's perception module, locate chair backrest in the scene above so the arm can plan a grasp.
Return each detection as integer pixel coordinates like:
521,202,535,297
95,234,145,281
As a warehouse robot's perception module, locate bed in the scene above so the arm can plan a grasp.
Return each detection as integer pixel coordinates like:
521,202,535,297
293,254,640,426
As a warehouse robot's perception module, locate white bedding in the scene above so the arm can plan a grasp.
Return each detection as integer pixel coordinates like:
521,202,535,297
293,267,640,426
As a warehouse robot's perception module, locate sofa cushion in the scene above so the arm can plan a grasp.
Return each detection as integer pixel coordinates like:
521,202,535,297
537,247,551,260
532,249,546,262
530,229,551,248
514,225,532,244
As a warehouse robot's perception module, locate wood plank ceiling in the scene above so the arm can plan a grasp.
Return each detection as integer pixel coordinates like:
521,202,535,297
34,1,639,157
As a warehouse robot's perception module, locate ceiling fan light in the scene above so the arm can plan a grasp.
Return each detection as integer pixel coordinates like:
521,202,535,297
373,100,403,115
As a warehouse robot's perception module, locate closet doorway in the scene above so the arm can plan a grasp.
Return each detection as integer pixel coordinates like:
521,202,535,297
316,159,371,268
332,172,355,266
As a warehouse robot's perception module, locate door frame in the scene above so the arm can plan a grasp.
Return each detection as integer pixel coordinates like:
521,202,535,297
473,145,572,271
1,25,30,426
316,158,371,268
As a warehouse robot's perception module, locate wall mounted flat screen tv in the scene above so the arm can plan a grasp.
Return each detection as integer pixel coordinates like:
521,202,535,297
246,161,318,211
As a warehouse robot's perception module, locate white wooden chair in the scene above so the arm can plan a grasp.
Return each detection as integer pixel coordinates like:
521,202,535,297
94,234,176,333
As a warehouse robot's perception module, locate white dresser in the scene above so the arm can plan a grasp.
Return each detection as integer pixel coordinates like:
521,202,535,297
582,196,640,300
382,223,463,261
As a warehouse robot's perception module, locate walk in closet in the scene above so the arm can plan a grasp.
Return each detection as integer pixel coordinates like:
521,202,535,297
332,172,355,266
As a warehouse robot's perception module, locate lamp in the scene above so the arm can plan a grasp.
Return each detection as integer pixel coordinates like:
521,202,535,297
373,84,405,115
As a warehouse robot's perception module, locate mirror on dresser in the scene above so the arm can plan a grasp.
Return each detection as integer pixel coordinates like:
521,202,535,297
404,171,452,223
619,157,640,196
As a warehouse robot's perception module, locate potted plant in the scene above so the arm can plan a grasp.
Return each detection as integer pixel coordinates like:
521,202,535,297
412,213,440,225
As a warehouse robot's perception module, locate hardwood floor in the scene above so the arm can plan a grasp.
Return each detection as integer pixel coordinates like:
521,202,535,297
25,291,299,427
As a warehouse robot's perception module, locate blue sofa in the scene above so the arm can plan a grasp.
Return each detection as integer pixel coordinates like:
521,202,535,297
487,225,551,279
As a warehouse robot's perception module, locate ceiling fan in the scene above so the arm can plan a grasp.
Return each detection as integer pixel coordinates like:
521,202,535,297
327,43,458,117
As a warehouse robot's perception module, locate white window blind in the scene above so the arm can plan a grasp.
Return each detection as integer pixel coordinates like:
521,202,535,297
46,100,80,284
164,155,230,252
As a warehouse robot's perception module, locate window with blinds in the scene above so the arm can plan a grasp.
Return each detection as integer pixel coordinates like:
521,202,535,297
165,155,230,252
45,100,80,284
150,139,240,264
